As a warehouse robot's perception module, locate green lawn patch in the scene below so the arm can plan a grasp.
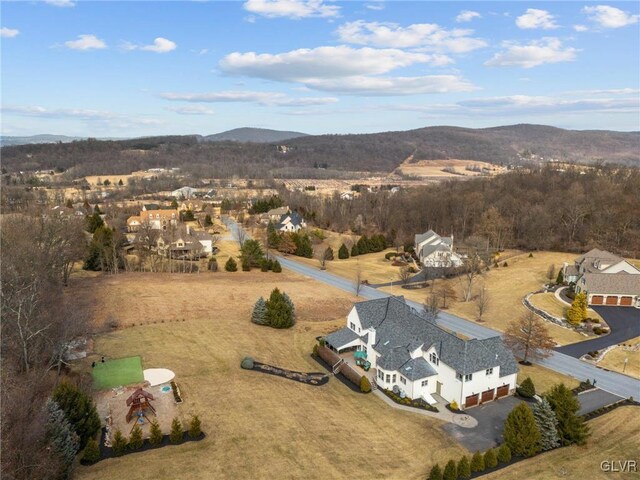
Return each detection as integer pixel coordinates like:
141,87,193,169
92,356,144,390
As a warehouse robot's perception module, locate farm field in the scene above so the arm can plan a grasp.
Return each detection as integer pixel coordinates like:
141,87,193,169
598,337,640,379
72,271,467,480
484,406,640,479
395,158,507,179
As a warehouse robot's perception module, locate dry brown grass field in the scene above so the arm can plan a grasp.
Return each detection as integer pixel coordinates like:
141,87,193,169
517,363,579,393
395,159,507,179
484,406,640,479
598,337,640,379
72,271,467,480
529,292,603,322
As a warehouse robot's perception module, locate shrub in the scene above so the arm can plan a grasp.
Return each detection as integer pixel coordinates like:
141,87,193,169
149,420,163,446
517,377,536,398
260,260,270,272
241,258,251,271
129,425,143,450
112,430,127,456
566,292,588,325
52,381,101,448
170,418,183,444
225,257,238,272
443,460,457,480
484,448,498,469
385,252,396,260
81,438,101,464
593,327,603,335
350,244,359,257
272,260,282,273
503,261,508,267
241,357,254,369
428,464,443,480
457,456,471,479
338,244,349,259
497,444,511,463
312,344,319,357
208,257,218,272
470,451,485,473
188,415,202,438
449,400,459,411
360,376,371,393
529,252,534,258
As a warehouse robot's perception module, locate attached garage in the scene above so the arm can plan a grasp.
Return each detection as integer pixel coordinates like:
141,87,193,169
591,295,604,305
605,296,619,305
496,385,509,398
620,296,633,306
481,388,495,404
465,394,479,408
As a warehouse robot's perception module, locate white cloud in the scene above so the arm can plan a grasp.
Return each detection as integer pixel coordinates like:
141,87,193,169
301,75,478,96
44,0,75,7
141,37,177,53
485,37,578,68
336,20,486,53
220,46,441,80
160,90,339,106
582,5,639,28
167,105,214,115
1,27,20,38
573,24,589,32
515,9,559,29
64,34,107,51
456,10,481,23
366,3,385,11
243,0,340,19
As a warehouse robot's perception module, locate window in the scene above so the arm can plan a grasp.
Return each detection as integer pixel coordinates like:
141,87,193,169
400,377,406,385
486,368,493,375
429,352,440,366
386,374,390,383
456,373,463,381
392,374,396,383
421,380,428,387
378,370,383,380
465,374,473,382
349,322,356,330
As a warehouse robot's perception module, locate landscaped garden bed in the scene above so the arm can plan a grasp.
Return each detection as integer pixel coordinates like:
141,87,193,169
382,389,439,412
241,357,329,386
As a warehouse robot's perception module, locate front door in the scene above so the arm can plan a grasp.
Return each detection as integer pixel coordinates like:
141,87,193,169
436,381,442,395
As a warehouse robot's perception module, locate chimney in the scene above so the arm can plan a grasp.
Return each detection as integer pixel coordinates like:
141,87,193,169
186,225,190,235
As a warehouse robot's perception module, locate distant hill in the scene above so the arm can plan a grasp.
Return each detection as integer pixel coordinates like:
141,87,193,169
204,127,308,143
0,134,85,146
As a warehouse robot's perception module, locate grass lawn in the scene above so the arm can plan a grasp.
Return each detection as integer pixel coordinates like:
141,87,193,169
529,292,603,322
72,271,466,480
484,406,640,479
517,362,579,394
598,337,640,379
92,356,144,390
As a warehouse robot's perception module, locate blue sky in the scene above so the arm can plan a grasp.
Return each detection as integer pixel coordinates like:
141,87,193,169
1,1,639,137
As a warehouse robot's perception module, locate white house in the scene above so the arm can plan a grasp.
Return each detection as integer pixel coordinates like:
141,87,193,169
171,186,197,199
324,297,518,408
275,212,306,232
414,230,464,268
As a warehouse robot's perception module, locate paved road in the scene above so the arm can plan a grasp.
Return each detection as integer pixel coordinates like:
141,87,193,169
225,219,640,400
576,389,623,416
556,307,640,358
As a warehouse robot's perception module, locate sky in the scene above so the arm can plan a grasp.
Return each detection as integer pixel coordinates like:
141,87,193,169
1,0,639,137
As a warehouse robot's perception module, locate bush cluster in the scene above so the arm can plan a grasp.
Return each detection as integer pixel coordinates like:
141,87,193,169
250,288,296,328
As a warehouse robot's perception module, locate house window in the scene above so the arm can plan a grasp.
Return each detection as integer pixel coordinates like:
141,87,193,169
392,374,396,383
421,380,428,387
349,322,356,330
378,370,383,380
486,368,493,375
386,374,390,383
465,374,473,382
400,377,406,385
429,352,440,366
456,373,463,381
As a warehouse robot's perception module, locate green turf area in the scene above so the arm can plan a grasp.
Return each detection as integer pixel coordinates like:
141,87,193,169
92,356,144,390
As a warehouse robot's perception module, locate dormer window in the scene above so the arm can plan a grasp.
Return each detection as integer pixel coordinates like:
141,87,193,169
429,352,439,366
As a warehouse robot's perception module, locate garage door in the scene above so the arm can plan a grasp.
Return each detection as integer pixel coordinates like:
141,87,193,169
620,296,633,306
481,389,495,403
465,394,479,408
606,296,619,305
591,295,604,305
496,385,509,398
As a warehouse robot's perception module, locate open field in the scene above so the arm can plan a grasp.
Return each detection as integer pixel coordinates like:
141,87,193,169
92,356,144,390
517,363,580,393
529,292,603,322
72,271,466,480
598,337,640,379
395,159,507,179
484,406,640,479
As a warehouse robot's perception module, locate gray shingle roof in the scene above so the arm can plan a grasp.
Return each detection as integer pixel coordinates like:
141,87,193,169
399,357,438,381
581,272,640,296
324,327,359,349
377,347,411,370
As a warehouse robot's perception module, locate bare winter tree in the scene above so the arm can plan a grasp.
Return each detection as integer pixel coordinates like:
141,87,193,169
474,285,491,322
460,253,484,302
318,247,332,270
135,220,160,272
546,264,556,282
235,224,248,248
504,310,556,364
423,292,440,322
354,263,362,297
437,282,457,309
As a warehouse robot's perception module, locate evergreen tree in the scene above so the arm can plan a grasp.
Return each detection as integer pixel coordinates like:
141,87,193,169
170,417,183,444
241,257,251,271
81,438,101,464
457,456,471,479
443,460,457,480
566,292,588,325
129,425,143,450
293,233,313,258
149,420,163,446
85,212,104,233
351,244,360,257
532,397,561,451
240,239,265,267
545,383,590,445
171,198,179,209
52,382,101,448
357,235,370,254
324,246,334,261
556,269,564,285
338,243,350,259
272,260,282,273
282,292,296,322
503,402,541,457
188,415,202,438
65,198,73,209
497,444,511,463
225,257,238,272
111,430,127,456
204,214,213,227
118,179,124,186
484,448,498,469
428,464,443,480
470,451,485,473
265,288,295,328
46,399,80,470
517,377,536,398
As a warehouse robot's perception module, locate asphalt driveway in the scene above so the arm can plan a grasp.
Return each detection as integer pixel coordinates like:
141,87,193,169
577,389,623,415
555,307,640,358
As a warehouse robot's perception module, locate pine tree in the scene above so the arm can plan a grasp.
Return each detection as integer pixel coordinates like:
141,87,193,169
282,292,296,322
351,244,360,257
497,444,511,463
149,420,163,446
338,243,349,259
517,377,536,398
566,292,588,325
129,424,144,450
81,438,101,464
265,288,295,328
251,297,268,325
503,402,541,457
272,260,282,273
457,456,471,479
112,430,127,456
428,464,443,480
484,448,498,469
556,269,564,285
225,257,238,272
324,246,334,261
443,460,457,480
545,383,590,445
46,399,80,469
470,451,485,473
532,397,560,451
170,417,183,444
52,382,101,448
188,415,202,438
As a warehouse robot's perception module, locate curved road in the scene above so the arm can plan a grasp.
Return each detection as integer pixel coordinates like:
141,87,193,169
227,219,640,399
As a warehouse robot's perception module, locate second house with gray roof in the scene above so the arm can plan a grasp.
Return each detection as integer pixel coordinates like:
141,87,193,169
324,296,518,409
